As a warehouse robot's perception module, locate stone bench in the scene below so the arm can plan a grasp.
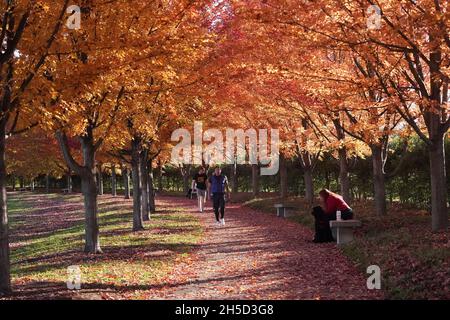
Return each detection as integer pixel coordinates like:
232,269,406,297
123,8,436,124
274,204,297,218
329,219,362,245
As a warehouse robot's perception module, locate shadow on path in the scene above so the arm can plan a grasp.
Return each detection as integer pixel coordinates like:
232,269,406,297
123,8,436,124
144,199,384,300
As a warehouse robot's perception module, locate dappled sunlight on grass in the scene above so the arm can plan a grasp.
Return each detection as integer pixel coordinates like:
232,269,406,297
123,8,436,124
7,192,204,299
244,196,315,228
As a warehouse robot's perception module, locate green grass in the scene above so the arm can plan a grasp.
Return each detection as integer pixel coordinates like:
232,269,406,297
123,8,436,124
8,197,30,229
244,196,450,299
7,193,204,299
244,196,315,228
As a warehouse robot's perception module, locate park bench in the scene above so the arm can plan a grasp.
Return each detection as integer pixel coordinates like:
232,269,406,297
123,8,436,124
62,188,70,194
18,187,27,192
329,219,362,245
274,204,297,218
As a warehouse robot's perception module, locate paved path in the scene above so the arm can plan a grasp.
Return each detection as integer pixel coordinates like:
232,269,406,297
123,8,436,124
148,198,383,300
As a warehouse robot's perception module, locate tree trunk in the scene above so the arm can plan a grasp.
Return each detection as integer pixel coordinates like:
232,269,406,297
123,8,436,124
140,151,149,221
157,164,163,192
111,165,117,197
0,120,11,295
81,173,102,253
66,172,72,193
57,130,102,253
324,171,330,190
333,118,351,203
80,135,102,253
371,144,387,216
45,174,50,193
97,166,103,195
131,139,144,231
182,165,191,194
429,134,448,231
427,49,448,231
304,167,314,204
148,163,156,213
338,147,351,204
230,163,238,193
252,164,259,197
122,167,130,199
280,155,288,199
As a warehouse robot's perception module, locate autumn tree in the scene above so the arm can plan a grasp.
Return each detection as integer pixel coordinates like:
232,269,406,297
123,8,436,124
291,0,450,230
0,0,69,295
223,0,448,228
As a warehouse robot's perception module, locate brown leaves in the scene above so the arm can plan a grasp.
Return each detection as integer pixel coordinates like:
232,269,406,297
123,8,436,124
143,199,383,300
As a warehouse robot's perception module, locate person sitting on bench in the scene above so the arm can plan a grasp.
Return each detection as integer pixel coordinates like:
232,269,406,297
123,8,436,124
311,189,353,243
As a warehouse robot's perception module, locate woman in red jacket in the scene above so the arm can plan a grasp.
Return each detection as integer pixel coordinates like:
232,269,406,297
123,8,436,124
319,189,353,221
311,189,353,243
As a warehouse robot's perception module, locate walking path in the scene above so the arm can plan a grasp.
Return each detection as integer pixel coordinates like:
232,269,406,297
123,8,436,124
7,193,383,299
147,198,383,300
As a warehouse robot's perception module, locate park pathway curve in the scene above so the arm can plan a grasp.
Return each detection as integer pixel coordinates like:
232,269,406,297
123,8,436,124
147,198,383,300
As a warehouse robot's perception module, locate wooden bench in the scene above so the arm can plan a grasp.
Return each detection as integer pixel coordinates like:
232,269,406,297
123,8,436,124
274,204,297,218
329,220,362,245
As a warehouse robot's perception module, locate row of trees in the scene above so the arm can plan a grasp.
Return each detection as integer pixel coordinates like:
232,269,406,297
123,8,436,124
158,136,449,210
0,0,216,295
0,0,448,295
193,0,449,228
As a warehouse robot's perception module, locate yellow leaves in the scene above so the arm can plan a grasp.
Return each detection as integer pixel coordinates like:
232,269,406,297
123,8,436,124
50,88,59,101
265,65,279,74
39,3,51,13
116,50,128,61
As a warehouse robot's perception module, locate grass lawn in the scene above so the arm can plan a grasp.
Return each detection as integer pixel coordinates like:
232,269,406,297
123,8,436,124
7,192,203,299
244,195,450,299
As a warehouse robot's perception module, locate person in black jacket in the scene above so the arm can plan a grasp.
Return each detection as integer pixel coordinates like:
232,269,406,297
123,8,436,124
311,205,334,243
192,167,208,212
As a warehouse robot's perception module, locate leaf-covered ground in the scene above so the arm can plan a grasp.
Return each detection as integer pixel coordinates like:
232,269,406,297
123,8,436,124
6,192,203,300
5,192,384,300
245,196,450,299
144,200,382,300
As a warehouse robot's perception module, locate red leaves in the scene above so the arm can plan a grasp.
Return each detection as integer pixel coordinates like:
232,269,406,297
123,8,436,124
144,199,383,300
12,193,446,300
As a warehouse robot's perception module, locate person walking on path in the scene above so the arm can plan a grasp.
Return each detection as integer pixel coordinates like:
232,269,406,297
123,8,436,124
192,167,208,212
208,166,231,226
